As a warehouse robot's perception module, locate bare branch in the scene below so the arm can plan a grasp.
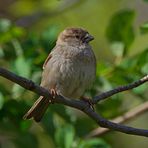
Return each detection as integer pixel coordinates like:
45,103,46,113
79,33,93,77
0,67,52,98
83,107,148,137
86,101,148,138
0,67,148,137
92,75,148,104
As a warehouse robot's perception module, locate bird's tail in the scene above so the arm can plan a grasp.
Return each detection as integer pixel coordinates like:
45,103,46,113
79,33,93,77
23,96,50,122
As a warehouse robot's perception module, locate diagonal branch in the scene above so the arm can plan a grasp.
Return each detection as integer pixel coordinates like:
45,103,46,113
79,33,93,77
0,67,148,137
92,75,148,104
86,101,148,138
83,107,148,137
0,67,52,98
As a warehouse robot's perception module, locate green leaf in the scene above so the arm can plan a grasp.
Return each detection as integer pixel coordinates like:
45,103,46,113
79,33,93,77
141,63,148,74
50,105,73,123
0,92,4,109
14,133,38,148
100,77,113,91
106,9,135,54
0,31,12,43
20,120,32,132
119,57,138,70
0,47,4,58
55,124,75,148
41,26,58,42
11,55,31,98
41,111,55,139
41,26,58,50
143,0,148,2
12,84,24,98
140,22,148,34
75,117,95,137
78,138,110,148
0,19,11,33
13,55,31,77
11,26,25,38
132,82,147,95
0,19,24,43
65,125,75,148
110,41,124,57
96,62,113,76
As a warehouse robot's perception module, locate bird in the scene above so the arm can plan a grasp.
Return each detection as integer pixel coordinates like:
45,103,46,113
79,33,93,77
23,27,96,122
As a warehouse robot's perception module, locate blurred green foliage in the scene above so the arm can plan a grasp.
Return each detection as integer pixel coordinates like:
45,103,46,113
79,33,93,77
140,22,148,34
0,0,148,148
106,10,135,56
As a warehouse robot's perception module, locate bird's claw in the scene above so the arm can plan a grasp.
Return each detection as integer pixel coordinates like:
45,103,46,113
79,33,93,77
50,88,58,103
81,97,94,111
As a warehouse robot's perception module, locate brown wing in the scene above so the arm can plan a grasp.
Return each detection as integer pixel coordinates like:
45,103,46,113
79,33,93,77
42,54,52,69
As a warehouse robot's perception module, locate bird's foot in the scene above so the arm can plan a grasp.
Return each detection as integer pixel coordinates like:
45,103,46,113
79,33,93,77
50,88,58,103
81,96,94,111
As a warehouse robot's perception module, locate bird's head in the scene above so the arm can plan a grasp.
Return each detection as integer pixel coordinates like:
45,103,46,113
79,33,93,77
57,27,94,46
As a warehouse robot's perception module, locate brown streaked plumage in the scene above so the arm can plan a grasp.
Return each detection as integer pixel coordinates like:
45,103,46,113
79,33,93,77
23,27,96,122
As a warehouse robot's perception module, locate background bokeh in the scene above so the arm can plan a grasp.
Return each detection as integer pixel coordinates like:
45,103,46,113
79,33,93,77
0,0,148,148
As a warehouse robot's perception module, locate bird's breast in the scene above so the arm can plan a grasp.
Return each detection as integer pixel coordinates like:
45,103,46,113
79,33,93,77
42,45,96,99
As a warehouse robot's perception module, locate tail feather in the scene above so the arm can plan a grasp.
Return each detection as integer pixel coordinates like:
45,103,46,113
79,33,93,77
23,96,50,122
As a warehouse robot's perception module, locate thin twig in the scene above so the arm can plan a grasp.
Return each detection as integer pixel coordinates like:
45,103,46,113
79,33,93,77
92,75,148,104
0,67,148,137
86,101,148,138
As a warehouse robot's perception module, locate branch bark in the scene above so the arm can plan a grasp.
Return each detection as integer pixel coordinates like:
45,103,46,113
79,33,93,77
92,75,148,104
0,67,148,137
86,101,148,138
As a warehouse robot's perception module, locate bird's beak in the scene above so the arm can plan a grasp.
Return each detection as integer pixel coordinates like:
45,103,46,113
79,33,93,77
84,33,94,42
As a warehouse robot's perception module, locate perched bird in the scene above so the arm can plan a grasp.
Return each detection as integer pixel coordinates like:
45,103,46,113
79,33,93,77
23,27,96,122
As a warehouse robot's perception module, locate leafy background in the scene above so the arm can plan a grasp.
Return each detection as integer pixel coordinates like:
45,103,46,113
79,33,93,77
0,0,148,148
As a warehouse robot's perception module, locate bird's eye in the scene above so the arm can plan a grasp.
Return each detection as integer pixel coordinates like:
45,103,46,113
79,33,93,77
75,35,79,39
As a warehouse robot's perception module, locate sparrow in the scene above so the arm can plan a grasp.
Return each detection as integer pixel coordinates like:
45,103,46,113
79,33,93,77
23,27,96,122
